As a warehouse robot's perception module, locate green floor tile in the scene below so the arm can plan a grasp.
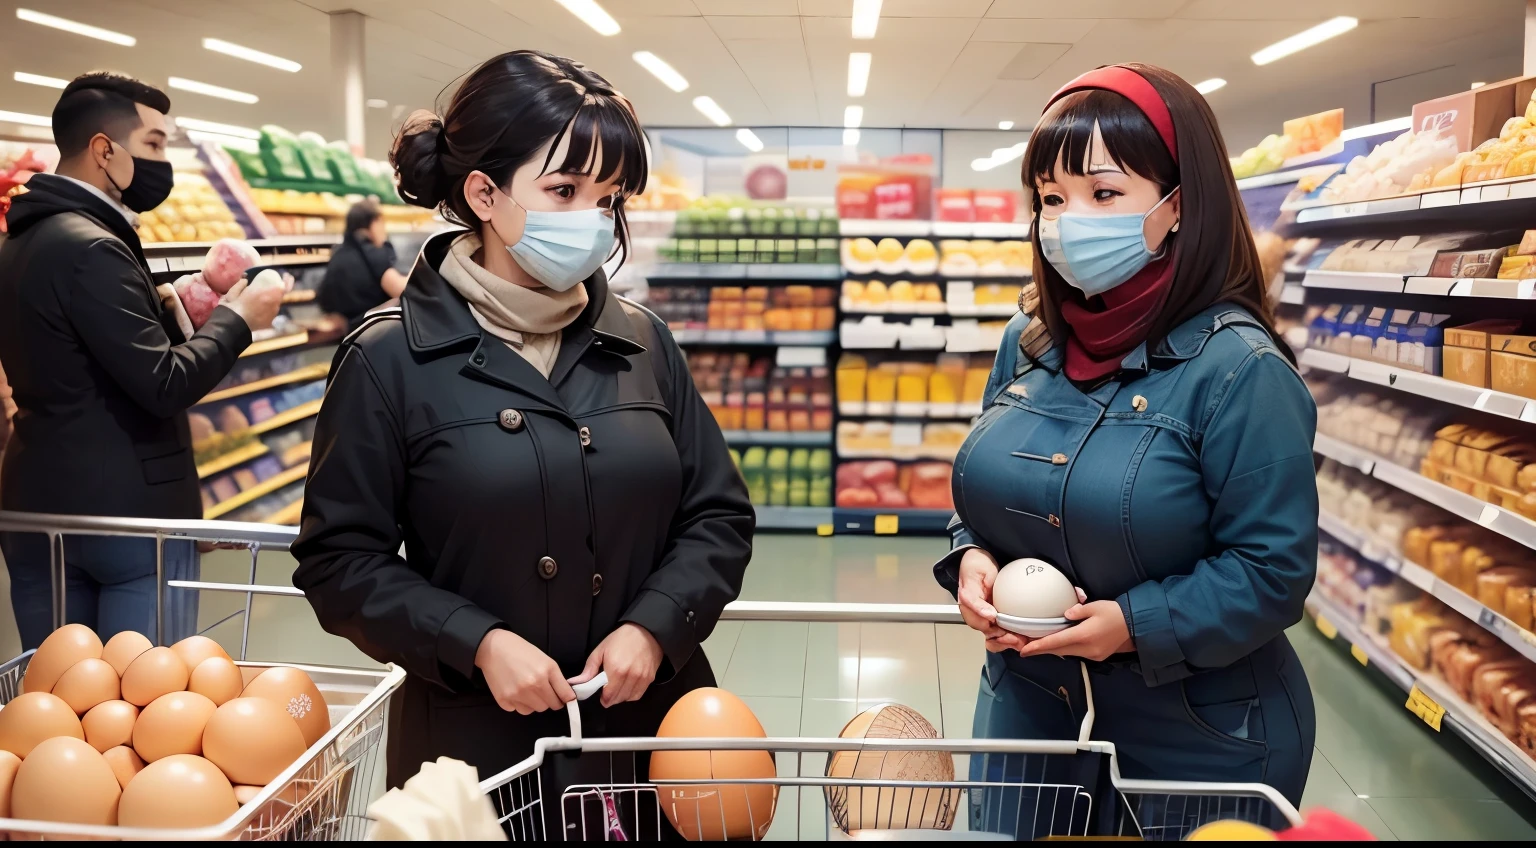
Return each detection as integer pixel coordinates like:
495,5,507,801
801,622,861,701
721,621,808,697
702,620,743,673
1300,748,1398,840
1365,796,1536,841
936,624,985,703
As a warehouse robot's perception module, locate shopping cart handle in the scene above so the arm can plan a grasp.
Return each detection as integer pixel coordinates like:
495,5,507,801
571,671,607,701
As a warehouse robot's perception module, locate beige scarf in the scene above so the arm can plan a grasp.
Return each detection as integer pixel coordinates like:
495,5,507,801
437,233,588,378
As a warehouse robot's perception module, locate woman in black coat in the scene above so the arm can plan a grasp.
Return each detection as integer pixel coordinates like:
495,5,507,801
291,51,755,794
317,200,408,332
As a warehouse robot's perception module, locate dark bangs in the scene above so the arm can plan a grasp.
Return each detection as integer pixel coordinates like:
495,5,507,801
540,93,649,269
1022,88,1178,202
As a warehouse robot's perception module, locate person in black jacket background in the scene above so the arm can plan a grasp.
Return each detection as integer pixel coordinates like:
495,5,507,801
0,73,283,648
318,200,407,331
290,51,754,803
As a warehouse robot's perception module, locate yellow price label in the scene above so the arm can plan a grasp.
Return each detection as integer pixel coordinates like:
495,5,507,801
1314,613,1338,640
1351,644,1369,667
816,524,834,537
873,514,900,535
1406,683,1445,732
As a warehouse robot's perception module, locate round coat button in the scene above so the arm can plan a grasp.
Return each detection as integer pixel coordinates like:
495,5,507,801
498,409,524,432
579,426,592,448
591,574,603,596
538,556,558,579
472,352,486,366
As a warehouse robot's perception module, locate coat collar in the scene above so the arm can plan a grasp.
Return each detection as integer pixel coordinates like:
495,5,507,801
399,229,646,358
1028,302,1260,378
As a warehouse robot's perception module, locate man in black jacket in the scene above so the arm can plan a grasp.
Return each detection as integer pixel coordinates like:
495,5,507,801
0,73,283,648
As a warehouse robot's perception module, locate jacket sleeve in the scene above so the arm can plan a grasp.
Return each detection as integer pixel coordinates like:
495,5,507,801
64,239,250,419
932,312,1027,598
620,319,755,676
1116,348,1318,686
291,345,502,691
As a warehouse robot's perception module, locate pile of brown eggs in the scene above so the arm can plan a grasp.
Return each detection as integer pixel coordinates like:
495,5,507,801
0,624,329,831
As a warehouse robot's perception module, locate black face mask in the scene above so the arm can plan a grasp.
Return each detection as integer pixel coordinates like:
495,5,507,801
105,141,174,213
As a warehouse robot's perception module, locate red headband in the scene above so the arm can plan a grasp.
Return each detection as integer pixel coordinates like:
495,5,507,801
1046,66,1177,159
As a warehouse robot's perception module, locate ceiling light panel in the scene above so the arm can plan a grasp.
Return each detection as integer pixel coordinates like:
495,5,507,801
843,128,861,146
851,0,882,40
736,128,764,153
553,0,620,36
0,110,52,127
13,72,67,89
1251,16,1358,66
175,116,261,140
848,53,871,98
203,38,302,72
1194,78,1226,95
15,9,135,46
633,51,689,93
998,120,1014,131
844,105,863,129
693,96,731,127
168,77,258,104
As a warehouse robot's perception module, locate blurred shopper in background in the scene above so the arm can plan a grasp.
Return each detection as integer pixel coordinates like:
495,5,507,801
319,199,408,331
0,73,282,648
939,63,1317,833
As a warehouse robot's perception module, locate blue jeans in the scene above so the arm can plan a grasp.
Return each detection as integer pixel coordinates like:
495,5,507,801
0,533,199,649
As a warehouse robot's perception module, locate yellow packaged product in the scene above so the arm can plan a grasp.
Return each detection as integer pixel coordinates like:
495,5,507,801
866,364,898,404
836,354,868,404
896,366,930,404
962,367,990,405
1508,149,1536,178
928,371,959,405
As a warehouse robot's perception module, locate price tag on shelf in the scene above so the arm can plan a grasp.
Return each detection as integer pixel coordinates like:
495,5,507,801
1338,202,1369,217
891,422,924,447
1478,607,1502,633
816,524,834,537
873,514,900,535
1477,504,1502,528
1405,683,1445,731
1314,613,1338,640
1419,190,1460,209
1351,644,1370,667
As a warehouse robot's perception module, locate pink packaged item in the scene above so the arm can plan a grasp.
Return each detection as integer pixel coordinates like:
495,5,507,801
202,239,261,294
174,275,222,329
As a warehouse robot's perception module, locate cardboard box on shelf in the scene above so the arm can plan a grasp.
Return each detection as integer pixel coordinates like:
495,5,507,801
1445,320,1522,388
1412,77,1522,154
1491,331,1536,399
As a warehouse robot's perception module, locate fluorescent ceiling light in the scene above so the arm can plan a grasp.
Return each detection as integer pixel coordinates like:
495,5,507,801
844,105,863,129
847,52,871,97
16,9,135,46
366,98,388,108
852,0,882,40
1471,81,1487,89
202,38,302,72
633,51,688,93
1339,116,1411,141
843,128,861,146
1251,16,1357,66
1194,78,1226,95
553,0,620,36
972,157,1001,172
973,141,1027,172
0,110,52,127
692,96,731,126
168,77,258,104
175,116,261,140
736,128,764,153
998,120,1014,130
13,72,67,89
185,129,260,153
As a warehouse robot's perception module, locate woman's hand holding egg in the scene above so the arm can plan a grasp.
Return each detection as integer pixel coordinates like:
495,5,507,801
1016,599,1132,662
955,549,1028,653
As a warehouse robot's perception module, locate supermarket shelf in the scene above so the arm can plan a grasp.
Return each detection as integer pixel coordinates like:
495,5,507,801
1312,434,1536,552
850,271,1031,283
200,363,329,404
1302,270,1407,293
839,220,1031,239
195,442,269,479
1305,350,1536,423
143,235,342,255
1281,178,1536,237
1317,507,1536,666
252,252,331,268
267,499,304,526
840,303,1019,318
1303,593,1536,798
754,506,833,531
282,289,318,304
1402,276,1536,299
722,430,833,446
240,331,310,359
247,399,323,436
647,263,842,280
204,464,308,520
1279,283,1306,306
671,329,836,346
837,447,961,461
833,508,953,535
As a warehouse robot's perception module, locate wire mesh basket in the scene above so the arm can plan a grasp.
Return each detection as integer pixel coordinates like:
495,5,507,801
0,651,405,841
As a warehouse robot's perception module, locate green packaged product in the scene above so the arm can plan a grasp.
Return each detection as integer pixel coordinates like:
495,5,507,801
800,209,822,237
698,238,719,264
755,239,775,264
741,447,767,505
809,449,832,507
746,207,765,237
727,207,748,236
796,238,817,264
659,238,680,262
737,238,756,263
324,139,370,193
259,125,310,183
718,239,737,262
776,239,797,263
819,212,840,237
295,131,342,188
678,239,700,263
778,209,800,236
761,207,780,238
789,478,809,507
674,209,697,237
817,238,839,265
701,207,727,236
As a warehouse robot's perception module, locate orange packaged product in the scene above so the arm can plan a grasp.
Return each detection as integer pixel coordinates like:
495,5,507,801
791,307,816,331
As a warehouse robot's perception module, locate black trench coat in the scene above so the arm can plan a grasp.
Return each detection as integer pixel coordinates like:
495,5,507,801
291,231,754,788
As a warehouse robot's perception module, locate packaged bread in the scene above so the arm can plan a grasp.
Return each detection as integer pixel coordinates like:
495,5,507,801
1485,445,1536,488
1520,492,1536,520
1506,585,1534,631
1458,545,1499,592
1473,659,1535,714
1494,679,1536,738
1443,642,1514,698
1519,463,1536,493
1391,601,1450,670
1478,567,1536,613
1518,702,1536,755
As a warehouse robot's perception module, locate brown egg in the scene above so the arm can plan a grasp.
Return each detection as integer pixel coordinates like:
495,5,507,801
651,688,777,841
22,624,103,694
241,666,329,748
0,750,20,817
0,692,85,758
102,746,145,790
10,736,120,826
170,636,229,674
118,754,237,829
201,698,305,786
120,647,189,707
52,658,121,715
134,691,217,762
82,700,139,753
188,657,244,706
101,631,152,677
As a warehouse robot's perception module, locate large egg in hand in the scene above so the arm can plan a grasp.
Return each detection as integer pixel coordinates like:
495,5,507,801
991,558,1078,620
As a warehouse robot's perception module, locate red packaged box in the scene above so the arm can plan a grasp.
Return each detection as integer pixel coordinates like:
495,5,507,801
972,190,1018,223
936,189,975,222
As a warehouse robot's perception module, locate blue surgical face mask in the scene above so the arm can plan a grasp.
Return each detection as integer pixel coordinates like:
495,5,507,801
1037,189,1177,297
493,189,617,292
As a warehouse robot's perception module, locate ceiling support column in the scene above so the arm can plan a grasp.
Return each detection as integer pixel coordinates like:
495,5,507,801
330,10,366,154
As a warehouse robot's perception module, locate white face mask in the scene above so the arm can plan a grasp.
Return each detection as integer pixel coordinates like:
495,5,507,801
491,188,616,292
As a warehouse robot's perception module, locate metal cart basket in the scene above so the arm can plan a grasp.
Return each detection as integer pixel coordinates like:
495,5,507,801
478,604,1305,842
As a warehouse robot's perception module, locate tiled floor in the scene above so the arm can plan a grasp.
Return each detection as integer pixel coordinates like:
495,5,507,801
2,532,1535,839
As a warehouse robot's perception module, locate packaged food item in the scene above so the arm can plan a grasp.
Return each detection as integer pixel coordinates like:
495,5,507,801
1491,331,1536,399
1445,320,1522,388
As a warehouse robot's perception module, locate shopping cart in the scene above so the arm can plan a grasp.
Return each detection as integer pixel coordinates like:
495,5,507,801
0,510,406,841
478,605,1305,842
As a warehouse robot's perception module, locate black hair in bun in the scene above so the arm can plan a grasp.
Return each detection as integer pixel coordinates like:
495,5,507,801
391,110,450,209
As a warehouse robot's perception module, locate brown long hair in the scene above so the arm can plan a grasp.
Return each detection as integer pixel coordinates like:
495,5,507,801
1021,63,1284,361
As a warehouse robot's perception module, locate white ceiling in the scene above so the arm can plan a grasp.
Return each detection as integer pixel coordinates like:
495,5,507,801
0,0,1527,159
